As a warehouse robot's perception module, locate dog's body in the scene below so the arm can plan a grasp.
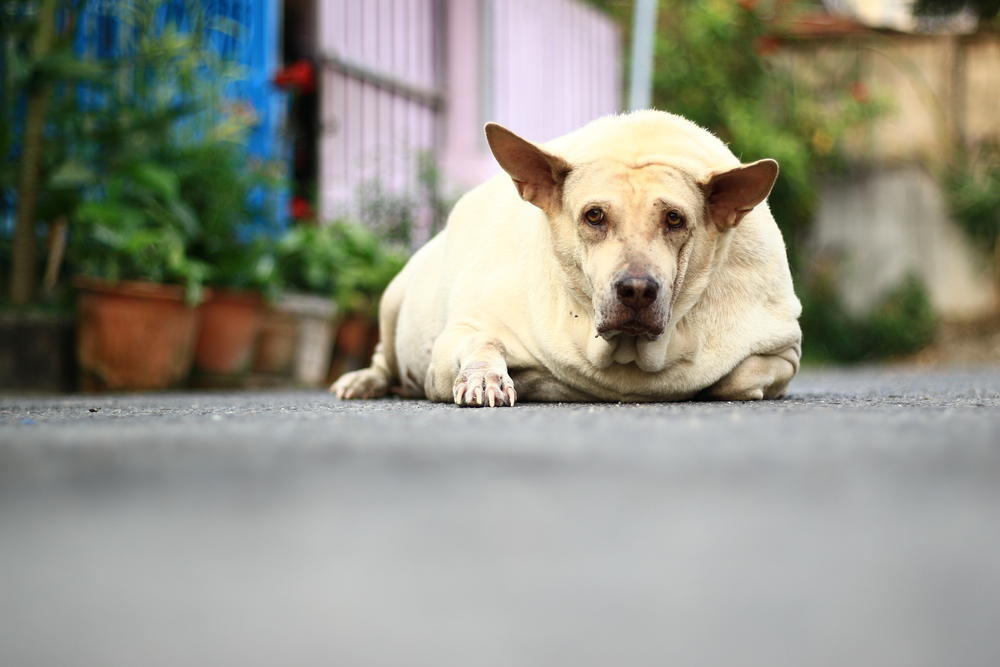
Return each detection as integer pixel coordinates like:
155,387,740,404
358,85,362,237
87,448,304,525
333,111,802,406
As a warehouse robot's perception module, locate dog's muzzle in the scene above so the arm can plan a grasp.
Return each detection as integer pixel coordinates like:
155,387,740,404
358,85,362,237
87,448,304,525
595,272,667,338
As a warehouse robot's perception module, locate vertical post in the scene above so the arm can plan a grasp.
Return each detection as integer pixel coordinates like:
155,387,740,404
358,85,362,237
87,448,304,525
478,0,495,148
627,0,658,112
10,0,58,306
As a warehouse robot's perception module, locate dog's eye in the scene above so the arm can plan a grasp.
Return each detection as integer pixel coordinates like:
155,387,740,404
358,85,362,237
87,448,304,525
666,210,685,229
584,208,604,225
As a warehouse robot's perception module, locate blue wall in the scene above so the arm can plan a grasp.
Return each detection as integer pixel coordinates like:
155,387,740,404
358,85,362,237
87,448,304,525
73,0,286,165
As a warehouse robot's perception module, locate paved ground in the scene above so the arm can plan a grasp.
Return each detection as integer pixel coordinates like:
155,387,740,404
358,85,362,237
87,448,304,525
1,364,999,667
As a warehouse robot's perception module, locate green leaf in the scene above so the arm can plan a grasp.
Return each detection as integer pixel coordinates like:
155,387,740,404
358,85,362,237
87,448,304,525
128,161,180,200
166,199,200,238
32,52,106,83
48,160,97,190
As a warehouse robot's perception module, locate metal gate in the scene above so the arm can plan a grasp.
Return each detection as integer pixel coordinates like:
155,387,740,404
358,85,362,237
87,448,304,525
316,0,622,245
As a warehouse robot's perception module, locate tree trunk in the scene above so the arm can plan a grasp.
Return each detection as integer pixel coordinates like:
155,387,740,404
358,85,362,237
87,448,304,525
9,0,58,306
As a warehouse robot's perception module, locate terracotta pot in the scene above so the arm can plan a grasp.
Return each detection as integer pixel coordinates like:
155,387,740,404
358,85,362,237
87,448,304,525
194,289,263,375
74,277,207,391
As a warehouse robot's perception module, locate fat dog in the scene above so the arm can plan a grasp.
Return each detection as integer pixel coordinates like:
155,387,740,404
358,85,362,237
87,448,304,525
333,110,802,406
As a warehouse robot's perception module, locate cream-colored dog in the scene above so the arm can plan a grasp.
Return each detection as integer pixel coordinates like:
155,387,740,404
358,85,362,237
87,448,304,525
332,110,801,406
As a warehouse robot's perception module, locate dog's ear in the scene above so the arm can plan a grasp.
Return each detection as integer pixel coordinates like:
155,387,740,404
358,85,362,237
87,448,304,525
485,123,571,212
700,159,779,229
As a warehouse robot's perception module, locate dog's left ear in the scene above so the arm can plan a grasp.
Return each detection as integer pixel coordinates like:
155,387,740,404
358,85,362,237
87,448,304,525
700,159,779,229
486,123,571,213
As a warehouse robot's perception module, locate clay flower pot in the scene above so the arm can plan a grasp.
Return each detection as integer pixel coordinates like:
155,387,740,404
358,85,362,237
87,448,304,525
194,289,264,376
74,277,207,391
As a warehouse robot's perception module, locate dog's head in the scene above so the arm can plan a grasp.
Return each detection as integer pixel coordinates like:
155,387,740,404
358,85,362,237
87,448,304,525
486,120,778,361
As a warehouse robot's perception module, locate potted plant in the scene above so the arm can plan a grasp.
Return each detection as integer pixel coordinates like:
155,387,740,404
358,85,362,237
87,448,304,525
324,221,408,383
68,154,212,391
45,0,284,391
252,220,406,386
174,143,283,380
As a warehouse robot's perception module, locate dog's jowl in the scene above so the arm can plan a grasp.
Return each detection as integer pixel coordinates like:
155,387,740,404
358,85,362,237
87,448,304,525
332,110,802,406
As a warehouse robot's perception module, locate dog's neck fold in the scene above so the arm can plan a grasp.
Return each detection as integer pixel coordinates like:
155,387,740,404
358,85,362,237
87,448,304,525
584,327,674,372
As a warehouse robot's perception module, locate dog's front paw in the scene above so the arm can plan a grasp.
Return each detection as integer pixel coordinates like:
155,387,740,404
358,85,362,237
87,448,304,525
331,368,389,400
453,362,517,407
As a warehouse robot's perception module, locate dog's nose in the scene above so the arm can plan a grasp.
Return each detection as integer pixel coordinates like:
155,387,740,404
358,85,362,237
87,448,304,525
615,275,659,310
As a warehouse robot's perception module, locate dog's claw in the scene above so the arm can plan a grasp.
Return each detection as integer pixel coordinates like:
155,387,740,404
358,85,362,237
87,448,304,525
453,366,517,407
332,368,390,401
506,387,517,407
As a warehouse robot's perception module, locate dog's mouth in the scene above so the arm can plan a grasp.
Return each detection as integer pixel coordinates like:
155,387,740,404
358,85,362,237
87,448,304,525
596,311,666,339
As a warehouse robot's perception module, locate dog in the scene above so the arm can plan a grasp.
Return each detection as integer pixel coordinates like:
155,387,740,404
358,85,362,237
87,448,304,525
332,110,802,406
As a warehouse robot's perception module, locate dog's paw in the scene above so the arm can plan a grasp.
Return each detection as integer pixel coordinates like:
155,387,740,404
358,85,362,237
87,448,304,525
331,368,389,400
453,362,517,407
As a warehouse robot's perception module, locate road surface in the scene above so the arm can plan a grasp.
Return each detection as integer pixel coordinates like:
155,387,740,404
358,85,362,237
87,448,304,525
2,365,999,667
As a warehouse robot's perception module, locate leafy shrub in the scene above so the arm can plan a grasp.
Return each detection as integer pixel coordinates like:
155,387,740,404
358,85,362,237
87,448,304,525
68,160,210,303
944,142,1000,253
274,221,407,315
800,273,937,364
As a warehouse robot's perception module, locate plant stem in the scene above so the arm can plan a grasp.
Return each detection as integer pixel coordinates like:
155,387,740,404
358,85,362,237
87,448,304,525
9,0,58,306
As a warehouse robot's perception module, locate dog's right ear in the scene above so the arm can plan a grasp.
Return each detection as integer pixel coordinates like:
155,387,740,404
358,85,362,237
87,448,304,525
485,123,571,213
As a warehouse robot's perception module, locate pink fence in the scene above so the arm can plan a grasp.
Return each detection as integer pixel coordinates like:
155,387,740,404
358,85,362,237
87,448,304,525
316,0,621,245
482,0,622,144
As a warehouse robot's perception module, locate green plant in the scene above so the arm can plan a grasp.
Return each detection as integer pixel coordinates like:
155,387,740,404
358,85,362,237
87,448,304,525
68,161,210,303
800,272,937,364
171,142,283,292
644,0,887,268
2,0,105,307
5,0,283,303
943,142,1000,262
274,220,407,315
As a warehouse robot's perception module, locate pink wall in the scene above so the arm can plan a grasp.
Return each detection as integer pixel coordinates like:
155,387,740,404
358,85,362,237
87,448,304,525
316,0,621,244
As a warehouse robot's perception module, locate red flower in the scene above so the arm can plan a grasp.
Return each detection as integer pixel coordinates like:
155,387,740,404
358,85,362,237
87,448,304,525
290,196,315,221
274,60,316,95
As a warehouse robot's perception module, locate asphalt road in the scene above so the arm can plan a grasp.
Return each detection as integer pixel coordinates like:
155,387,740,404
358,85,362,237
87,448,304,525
2,365,999,667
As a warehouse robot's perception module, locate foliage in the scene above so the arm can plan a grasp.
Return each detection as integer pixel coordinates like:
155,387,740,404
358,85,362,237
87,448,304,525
943,142,1000,255
2,0,106,307
644,0,886,268
273,220,407,315
1,0,284,304
68,161,210,303
171,142,283,291
800,272,938,364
